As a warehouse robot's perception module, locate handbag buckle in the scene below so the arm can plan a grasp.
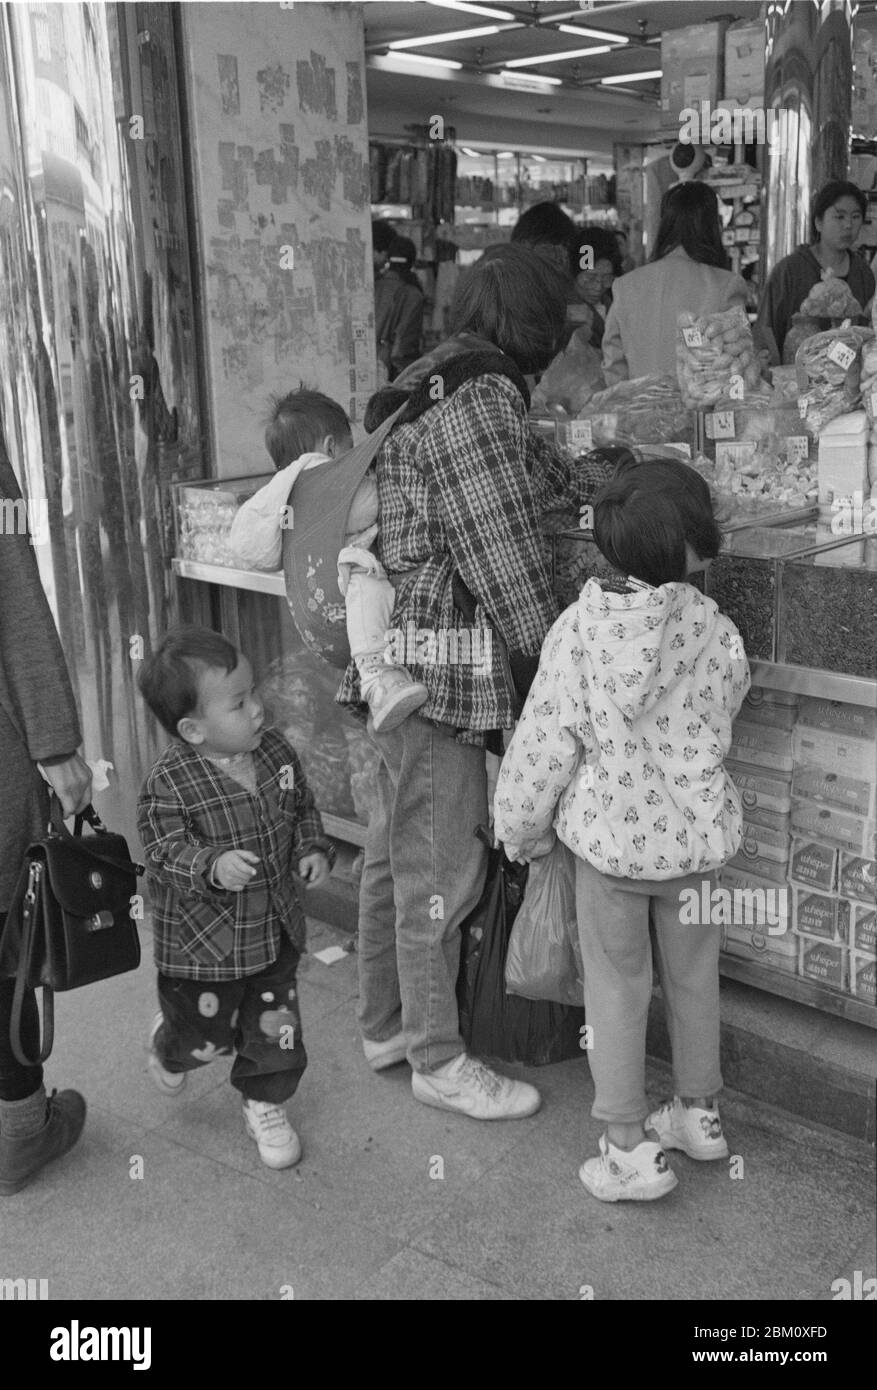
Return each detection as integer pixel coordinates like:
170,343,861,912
86,910,115,932
24,862,40,905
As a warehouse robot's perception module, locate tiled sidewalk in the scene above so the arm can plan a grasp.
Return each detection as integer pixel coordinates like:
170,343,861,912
2,918,873,1301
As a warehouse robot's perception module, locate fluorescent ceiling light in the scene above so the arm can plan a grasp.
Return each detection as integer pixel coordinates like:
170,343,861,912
460,147,484,157
385,52,463,70
601,69,662,85
505,45,611,67
426,1,517,18
558,24,629,44
389,25,502,49
497,152,515,158
499,69,564,85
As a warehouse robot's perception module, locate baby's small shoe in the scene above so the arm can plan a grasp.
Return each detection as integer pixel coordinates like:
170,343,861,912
579,1133,678,1203
368,667,428,732
646,1097,728,1161
146,1013,187,1096
242,1099,301,1169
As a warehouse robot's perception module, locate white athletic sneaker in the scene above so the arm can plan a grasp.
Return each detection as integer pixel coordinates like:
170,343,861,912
411,1053,541,1120
146,1012,187,1096
579,1133,678,1203
646,1097,729,1161
242,1099,302,1169
362,1031,408,1071
368,668,428,733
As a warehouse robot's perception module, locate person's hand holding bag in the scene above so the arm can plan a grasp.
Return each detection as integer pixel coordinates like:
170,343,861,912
39,753,93,817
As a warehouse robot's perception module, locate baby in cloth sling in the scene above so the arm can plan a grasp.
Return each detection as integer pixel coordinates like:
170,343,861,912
229,388,427,731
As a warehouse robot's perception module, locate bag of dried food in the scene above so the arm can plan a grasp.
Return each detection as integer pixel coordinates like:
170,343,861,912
530,325,604,418
676,305,763,409
795,326,873,434
574,373,692,449
784,274,866,365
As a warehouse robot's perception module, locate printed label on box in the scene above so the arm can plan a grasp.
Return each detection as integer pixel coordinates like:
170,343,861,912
853,905,877,957
785,435,810,463
792,887,838,940
788,837,838,892
798,935,847,990
838,852,877,904
850,951,877,1002
828,339,857,371
570,420,593,451
706,410,735,440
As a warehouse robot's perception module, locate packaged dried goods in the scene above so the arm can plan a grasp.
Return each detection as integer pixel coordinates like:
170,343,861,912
798,274,863,320
798,934,847,990
850,950,877,1002
788,836,839,892
176,478,270,568
676,305,763,408
778,536,877,679
795,326,873,433
838,852,877,906
530,326,604,417
574,374,692,449
792,887,841,940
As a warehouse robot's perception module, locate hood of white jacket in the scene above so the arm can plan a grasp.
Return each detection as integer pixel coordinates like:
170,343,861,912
494,577,749,880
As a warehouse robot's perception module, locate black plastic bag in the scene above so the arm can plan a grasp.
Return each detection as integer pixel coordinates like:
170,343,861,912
456,828,586,1067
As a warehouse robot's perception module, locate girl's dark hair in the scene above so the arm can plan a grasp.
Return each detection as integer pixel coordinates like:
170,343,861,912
372,219,396,253
264,389,351,469
450,243,569,373
566,224,623,279
137,625,240,737
809,180,867,241
652,182,729,270
593,457,721,587
510,200,577,248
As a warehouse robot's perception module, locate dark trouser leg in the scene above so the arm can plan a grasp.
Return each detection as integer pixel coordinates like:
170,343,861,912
230,934,308,1104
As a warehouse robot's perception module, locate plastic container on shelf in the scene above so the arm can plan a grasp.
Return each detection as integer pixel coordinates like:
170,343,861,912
173,475,274,570
776,534,877,679
705,523,817,662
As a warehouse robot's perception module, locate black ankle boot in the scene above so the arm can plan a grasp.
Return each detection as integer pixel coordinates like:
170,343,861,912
0,1090,86,1195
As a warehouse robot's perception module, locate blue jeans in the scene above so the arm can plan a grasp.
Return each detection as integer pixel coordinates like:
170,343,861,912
357,716,488,1072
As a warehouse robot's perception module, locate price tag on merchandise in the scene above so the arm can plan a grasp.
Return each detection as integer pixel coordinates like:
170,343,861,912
570,420,593,451
785,435,809,463
827,339,856,371
798,395,810,419
706,410,735,440
682,327,704,348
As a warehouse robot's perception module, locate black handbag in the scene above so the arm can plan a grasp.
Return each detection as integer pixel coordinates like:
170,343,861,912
0,798,144,1066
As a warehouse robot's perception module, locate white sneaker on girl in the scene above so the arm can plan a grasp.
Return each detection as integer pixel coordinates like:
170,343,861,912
579,1133,678,1202
646,1097,729,1160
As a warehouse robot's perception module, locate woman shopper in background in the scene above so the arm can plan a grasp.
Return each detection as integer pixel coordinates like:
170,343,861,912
756,180,875,363
0,428,92,1195
374,234,425,383
601,182,748,385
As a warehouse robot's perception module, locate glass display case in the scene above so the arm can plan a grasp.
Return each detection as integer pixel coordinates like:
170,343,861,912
704,523,818,661
173,476,275,571
777,534,877,679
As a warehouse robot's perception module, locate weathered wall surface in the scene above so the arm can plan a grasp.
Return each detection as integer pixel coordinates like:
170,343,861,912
182,2,374,475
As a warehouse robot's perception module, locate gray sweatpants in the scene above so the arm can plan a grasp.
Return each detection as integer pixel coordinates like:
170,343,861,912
574,857,723,1125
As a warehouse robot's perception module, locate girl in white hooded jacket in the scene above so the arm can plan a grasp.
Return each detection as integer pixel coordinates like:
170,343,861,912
495,458,751,1203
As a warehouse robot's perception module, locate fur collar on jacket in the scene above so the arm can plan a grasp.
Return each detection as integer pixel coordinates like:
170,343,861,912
365,337,530,432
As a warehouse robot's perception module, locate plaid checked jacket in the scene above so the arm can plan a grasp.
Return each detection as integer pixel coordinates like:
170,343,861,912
137,728,334,981
336,352,614,744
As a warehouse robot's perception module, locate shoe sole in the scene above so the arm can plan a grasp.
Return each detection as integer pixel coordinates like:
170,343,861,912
146,1051,187,1096
371,687,428,733
412,1079,542,1120
657,1134,729,1162
578,1164,679,1202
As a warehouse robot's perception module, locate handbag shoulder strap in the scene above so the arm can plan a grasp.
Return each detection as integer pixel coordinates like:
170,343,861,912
9,863,53,1067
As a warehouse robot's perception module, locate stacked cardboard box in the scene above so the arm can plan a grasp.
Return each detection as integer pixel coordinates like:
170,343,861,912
661,21,726,125
789,700,877,1003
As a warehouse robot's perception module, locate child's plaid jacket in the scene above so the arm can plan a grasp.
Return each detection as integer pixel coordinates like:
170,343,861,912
137,728,334,981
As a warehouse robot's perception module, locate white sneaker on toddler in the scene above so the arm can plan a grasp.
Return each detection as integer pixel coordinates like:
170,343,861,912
146,1012,187,1095
242,1099,302,1169
646,1096,729,1160
367,666,428,732
579,1133,678,1202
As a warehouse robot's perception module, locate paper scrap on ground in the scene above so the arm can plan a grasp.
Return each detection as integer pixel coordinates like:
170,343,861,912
313,945,349,966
